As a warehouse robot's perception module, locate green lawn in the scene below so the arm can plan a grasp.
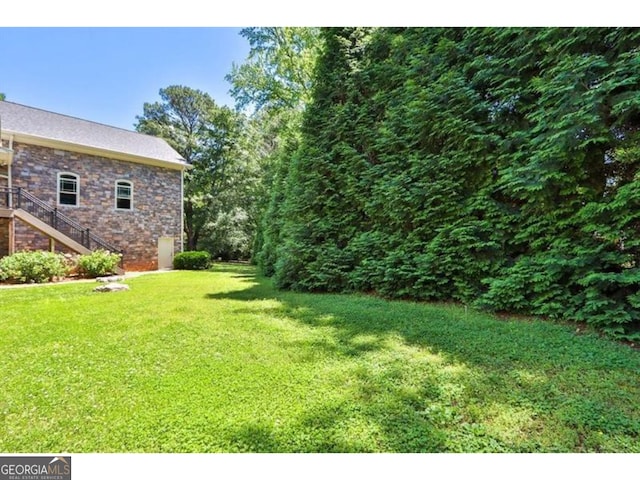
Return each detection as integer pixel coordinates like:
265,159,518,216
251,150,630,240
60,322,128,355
1,264,638,453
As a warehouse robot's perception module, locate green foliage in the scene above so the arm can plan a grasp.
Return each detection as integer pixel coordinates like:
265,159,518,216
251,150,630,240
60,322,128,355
76,250,122,278
255,135,299,275
0,251,68,283
227,28,324,267
136,86,256,259
258,27,640,339
226,27,322,115
173,251,211,270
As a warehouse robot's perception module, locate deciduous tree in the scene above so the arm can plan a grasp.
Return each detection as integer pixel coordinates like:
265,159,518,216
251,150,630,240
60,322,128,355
226,27,323,266
135,85,243,253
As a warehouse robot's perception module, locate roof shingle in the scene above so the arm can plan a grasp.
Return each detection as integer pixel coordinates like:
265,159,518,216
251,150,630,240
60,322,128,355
0,101,186,168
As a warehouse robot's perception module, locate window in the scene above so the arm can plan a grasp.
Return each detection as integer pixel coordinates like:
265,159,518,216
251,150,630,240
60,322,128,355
58,173,79,206
115,180,133,210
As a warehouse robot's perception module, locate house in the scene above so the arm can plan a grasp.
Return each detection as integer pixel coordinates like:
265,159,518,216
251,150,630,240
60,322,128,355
0,100,187,271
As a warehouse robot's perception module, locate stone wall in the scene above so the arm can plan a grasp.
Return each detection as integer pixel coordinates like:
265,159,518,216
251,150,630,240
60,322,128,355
13,219,75,254
10,142,183,270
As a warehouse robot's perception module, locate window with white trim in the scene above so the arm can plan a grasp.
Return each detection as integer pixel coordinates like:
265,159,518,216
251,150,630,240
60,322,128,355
58,173,79,206
115,180,133,210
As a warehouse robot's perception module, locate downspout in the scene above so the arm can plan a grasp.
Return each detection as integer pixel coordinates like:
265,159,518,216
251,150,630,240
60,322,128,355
7,134,13,208
0,114,14,206
0,116,13,207
0,115,15,254
180,167,184,253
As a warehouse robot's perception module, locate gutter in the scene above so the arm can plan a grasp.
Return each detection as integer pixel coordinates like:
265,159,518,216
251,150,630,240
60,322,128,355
3,130,190,172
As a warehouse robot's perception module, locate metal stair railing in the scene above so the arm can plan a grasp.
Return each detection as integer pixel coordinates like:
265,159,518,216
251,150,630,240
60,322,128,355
0,186,124,261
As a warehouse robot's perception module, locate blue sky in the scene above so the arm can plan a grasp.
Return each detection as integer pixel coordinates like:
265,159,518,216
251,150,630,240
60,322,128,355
0,2,626,133
0,28,250,130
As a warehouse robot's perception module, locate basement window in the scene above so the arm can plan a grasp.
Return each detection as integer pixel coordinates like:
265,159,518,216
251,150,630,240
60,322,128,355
115,180,133,210
58,173,79,206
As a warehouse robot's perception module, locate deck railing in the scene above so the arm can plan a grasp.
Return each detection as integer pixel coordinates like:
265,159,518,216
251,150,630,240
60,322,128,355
0,186,124,261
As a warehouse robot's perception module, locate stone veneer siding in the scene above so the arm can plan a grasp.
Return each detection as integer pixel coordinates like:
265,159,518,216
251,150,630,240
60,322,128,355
10,142,183,270
13,220,75,255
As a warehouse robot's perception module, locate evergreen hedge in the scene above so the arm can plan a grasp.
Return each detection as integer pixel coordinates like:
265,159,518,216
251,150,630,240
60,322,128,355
258,27,640,340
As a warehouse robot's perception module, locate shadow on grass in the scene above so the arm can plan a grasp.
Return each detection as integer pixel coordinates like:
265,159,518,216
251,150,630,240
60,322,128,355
206,271,640,453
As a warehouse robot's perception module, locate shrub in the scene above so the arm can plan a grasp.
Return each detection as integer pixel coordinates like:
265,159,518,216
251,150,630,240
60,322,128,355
77,250,122,278
173,251,211,270
0,251,68,284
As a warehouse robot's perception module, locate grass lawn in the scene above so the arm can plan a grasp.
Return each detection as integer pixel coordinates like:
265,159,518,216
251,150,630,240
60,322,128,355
1,263,639,453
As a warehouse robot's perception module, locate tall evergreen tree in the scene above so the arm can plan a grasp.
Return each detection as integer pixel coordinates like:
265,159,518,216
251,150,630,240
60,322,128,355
264,27,640,339
273,28,376,290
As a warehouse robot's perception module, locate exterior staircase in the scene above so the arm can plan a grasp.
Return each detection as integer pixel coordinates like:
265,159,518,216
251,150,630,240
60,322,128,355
0,186,124,272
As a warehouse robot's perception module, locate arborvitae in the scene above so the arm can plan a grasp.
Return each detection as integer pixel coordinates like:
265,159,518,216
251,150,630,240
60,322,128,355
476,28,640,338
260,27,640,339
255,136,298,276
273,28,377,291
